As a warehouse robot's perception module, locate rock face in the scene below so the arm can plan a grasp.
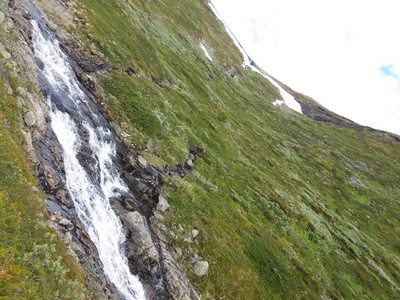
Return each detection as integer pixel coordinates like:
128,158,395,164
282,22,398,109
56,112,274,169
43,165,60,190
122,211,159,262
151,221,202,300
157,194,171,212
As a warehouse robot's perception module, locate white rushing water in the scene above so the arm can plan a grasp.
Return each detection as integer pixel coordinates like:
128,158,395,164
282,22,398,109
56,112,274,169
31,19,146,300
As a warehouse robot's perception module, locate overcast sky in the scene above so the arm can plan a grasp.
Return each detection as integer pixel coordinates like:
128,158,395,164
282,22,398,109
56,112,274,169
210,0,400,135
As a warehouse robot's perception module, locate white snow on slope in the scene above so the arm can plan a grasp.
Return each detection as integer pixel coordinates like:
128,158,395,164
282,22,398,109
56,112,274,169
199,43,213,61
273,99,285,106
262,71,303,114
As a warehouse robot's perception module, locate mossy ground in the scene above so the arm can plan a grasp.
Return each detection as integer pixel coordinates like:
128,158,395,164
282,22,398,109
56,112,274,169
64,0,400,298
9,0,400,298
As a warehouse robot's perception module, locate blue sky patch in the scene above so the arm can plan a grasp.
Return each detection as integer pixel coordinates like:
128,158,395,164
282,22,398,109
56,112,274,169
380,64,400,84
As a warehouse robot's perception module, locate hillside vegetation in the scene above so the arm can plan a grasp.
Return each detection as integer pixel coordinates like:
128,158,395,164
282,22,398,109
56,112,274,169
4,0,400,298
59,0,400,298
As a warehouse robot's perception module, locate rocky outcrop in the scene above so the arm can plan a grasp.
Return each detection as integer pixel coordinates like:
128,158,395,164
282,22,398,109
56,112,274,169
151,217,202,300
122,211,160,262
164,147,205,178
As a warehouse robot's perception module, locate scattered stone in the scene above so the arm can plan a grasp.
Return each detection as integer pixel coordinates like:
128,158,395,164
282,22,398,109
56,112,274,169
16,96,25,108
175,247,183,257
55,189,67,204
146,139,159,153
138,155,148,168
64,231,72,244
181,294,191,300
153,210,165,221
358,161,369,170
183,236,193,244
43,165,60,190
54,210,61,220
193,261,209,276
21,130,39,165
59,217,73,229
186,160,194,168
347,177,367,188
69,241,85,256
5,81,13,95
192,229,199,239
23,111,36,126
156,194,170,212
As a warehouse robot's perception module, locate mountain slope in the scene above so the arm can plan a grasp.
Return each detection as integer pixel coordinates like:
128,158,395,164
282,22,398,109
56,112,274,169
3,0,400,299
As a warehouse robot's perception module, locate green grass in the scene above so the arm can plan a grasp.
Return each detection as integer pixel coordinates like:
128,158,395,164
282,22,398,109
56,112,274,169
28,0,400,298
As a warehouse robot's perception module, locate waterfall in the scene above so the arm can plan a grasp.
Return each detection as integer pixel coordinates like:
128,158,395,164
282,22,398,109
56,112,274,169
28,4,146,300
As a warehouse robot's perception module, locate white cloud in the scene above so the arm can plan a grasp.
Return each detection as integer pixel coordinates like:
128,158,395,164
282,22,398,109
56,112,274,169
210,0,400,135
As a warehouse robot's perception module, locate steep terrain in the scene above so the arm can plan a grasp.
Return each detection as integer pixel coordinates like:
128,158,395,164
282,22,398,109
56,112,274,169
1,0,400,299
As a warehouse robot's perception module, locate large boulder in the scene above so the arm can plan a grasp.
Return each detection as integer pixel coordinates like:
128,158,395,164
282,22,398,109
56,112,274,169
121,211,159,262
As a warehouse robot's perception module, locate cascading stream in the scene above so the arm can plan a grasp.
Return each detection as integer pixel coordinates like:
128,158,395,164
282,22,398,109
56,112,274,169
28,4,146,300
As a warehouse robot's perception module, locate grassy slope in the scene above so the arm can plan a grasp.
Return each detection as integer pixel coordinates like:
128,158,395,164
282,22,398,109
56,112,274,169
0,25,86,299
48,0,400,299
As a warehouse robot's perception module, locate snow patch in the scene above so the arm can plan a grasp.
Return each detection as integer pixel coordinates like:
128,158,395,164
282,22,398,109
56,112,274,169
273,100,285,106
250,66,303,114
265,74,303,114
199,43,213,61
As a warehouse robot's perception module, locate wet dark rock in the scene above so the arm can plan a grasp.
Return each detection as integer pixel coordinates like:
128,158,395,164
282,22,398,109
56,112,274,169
151,75,160,85
55,189,67,204
125,67,137,76
35,56,45,70
164,147,205,178
60,43,111,73
43,164,60,190
121,193,140,211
